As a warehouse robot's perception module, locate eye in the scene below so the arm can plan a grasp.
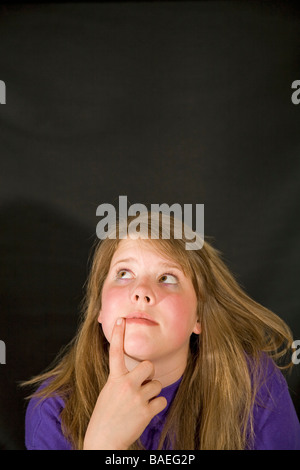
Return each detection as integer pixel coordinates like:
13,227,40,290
116,269,133,280
159,273,178,284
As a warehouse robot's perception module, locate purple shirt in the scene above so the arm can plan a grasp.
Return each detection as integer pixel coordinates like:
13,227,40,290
25,357,300,450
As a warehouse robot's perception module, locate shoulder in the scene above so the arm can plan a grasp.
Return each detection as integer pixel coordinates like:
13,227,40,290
25,381,72,450
251,354,300,450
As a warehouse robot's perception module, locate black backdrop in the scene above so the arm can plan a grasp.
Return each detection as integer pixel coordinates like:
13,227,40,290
0,2,299,450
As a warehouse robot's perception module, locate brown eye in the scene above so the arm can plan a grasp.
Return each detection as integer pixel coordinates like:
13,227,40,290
116,269,132,279
159,274,178,284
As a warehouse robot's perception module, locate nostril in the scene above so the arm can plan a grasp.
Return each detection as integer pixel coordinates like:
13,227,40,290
134,294,151,302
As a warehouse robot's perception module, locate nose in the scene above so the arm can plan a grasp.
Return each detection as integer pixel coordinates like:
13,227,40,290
131,280,155,305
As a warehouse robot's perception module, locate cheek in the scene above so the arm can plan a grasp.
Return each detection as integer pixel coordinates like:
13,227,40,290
98,286,127,342
163,295,198,340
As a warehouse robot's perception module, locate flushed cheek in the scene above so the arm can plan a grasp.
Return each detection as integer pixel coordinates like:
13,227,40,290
99,286,127,341
102,286,126,311
162,297,197,341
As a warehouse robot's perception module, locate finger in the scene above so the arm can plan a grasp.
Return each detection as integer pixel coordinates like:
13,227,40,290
148,396,168,417
141,379,163,402
109,317,128,377
130,360,155,386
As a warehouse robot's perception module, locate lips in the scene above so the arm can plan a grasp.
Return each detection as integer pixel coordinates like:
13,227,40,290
125,312,158,325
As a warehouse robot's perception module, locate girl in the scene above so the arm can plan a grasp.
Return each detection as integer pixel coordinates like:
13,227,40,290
23,212,300,450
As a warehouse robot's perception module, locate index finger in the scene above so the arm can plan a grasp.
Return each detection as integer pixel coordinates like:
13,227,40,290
109,317,128,378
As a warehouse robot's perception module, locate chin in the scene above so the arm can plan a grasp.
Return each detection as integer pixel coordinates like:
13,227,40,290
124,338,155,362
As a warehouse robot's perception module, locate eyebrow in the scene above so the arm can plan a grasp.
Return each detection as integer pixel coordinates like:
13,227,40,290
112,257,183,271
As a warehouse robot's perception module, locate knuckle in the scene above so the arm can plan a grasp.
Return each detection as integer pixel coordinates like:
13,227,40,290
147,379,162,396
155,396,167,413
120,377,134,395
152,379,162,393
160,396,168,409
141,360,154,374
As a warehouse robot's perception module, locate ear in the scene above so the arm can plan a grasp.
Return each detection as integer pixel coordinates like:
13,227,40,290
192,321,201,335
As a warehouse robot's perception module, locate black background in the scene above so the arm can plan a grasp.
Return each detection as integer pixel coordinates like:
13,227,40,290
0,1,299,449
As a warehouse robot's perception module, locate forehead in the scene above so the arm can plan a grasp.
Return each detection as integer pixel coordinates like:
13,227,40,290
111,238,182,268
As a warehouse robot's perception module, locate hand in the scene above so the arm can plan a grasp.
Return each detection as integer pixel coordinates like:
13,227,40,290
83,317,167,450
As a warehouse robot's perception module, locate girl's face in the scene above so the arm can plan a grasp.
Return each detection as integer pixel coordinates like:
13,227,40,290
98,239,201,369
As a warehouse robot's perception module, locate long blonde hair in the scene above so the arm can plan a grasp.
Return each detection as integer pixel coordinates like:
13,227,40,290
23,212,294,449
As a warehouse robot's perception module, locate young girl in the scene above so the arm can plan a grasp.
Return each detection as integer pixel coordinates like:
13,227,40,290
23,212,300,450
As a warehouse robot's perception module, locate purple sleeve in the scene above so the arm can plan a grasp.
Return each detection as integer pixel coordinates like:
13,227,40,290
252,358,300,450
25,389,72,450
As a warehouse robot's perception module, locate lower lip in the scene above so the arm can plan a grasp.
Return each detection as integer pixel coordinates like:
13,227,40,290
126,318,158,326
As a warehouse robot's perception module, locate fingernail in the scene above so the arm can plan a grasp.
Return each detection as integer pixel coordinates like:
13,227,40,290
116,317,123,325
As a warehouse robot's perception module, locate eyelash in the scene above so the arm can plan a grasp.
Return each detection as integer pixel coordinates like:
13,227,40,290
115,267,179,284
